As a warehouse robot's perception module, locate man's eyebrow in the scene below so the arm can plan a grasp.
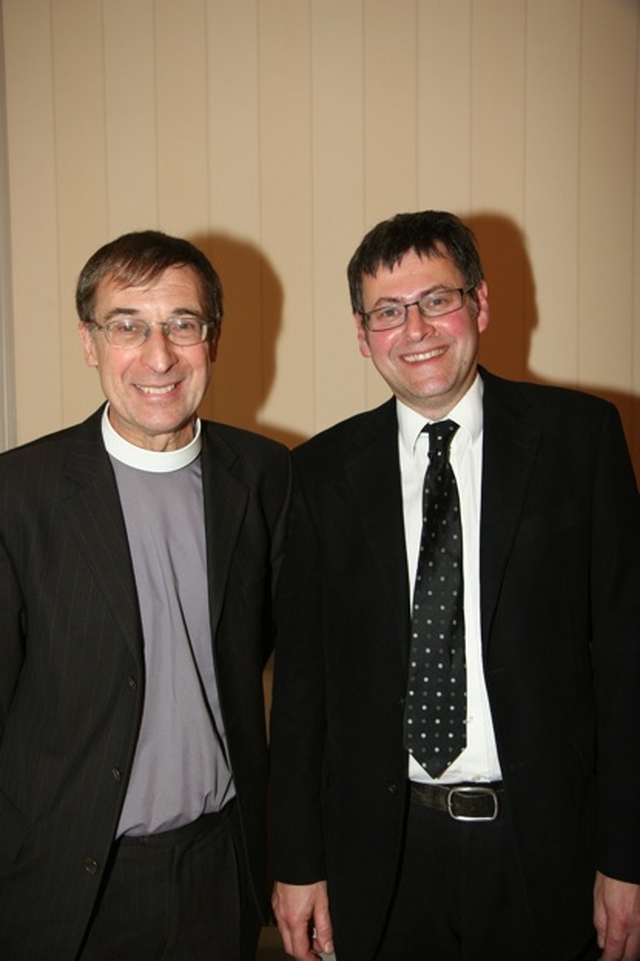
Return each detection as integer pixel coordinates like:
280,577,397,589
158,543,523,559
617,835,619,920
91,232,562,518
102,307,138,321
101,306,204,321
371,285,449,307
169,307,205,317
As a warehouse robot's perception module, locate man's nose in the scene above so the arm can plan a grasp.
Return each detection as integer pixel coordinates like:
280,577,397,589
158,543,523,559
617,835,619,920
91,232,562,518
404,303,435,337
139,325,177,368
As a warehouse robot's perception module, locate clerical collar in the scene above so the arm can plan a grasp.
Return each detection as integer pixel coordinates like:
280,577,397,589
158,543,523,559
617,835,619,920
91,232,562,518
101,405,202,473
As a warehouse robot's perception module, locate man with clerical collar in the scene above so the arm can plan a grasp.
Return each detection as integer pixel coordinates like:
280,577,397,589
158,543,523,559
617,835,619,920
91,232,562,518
0,231,290,960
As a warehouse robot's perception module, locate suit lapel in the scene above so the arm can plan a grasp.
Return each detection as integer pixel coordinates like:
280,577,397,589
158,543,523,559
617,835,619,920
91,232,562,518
344,400,411,626
479,372,541,649
61,410,143,664
200,425,249,640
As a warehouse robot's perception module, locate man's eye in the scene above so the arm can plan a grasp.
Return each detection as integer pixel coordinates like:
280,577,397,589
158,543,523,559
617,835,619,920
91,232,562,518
112,321,141,334
377,306,403,319
425,291,454,310
171,319,199,332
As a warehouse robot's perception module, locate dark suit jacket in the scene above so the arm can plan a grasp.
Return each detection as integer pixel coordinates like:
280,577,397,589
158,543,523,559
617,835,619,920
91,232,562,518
0,407,290,961
270,370,640,960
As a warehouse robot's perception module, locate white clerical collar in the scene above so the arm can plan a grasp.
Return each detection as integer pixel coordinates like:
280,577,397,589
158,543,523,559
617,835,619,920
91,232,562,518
396,371,484,458
101,405,202,473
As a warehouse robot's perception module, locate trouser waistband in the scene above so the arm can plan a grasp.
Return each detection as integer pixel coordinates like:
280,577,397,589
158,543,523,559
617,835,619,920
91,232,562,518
410,781,504,821
117,798,235,847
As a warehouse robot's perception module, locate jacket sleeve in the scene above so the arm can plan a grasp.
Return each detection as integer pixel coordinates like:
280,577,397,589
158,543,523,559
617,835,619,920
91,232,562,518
590,403,640,882
269,460,328,884
0,527,26,742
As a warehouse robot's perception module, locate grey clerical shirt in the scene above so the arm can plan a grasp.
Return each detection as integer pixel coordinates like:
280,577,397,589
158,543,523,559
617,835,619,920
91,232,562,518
102,410,234,837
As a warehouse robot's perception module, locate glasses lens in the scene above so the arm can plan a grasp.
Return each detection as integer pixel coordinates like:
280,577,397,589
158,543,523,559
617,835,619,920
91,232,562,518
420,289,463,317
103,320,147,347
365,305,406,331
166,319,207,345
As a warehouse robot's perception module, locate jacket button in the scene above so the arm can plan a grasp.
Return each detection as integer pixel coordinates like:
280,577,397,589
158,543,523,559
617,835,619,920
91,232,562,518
127,675,137,691
387,780,398,795
111,766,122,782
84,857,99,875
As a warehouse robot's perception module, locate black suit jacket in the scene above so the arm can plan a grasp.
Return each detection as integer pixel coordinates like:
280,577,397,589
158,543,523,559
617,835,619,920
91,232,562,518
0,408,290,960
270,370,640,960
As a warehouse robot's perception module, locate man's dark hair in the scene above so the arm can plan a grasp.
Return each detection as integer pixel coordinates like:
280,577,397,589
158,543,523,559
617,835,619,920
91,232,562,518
76,230,223,337
347,210,484,314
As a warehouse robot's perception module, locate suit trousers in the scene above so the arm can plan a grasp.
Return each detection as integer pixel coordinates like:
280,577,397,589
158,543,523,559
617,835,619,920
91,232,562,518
77,800,261,961
371,788,600,961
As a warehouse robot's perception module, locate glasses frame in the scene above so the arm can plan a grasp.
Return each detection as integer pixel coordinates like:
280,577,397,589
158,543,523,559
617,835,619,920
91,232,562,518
89,317,213,349
361,285,475,332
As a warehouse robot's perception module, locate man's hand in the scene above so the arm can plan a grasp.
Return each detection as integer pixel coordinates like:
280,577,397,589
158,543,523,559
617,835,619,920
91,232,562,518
594,871,640,960
272,880,334,960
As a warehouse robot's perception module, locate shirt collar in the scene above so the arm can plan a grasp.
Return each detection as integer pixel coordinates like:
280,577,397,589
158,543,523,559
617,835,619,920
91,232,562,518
101,405,203,473
397,372,484,457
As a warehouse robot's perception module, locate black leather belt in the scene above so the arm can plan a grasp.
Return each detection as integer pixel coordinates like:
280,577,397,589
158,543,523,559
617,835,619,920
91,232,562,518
410,781,504,821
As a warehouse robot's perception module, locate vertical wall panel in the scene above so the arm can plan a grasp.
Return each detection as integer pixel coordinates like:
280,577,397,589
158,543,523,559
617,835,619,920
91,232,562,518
0,5,15,451
417,0,473,214
362,0,420,410
471,0,527,213
201,0,264,435
578,0,637,409
4,0,62,439
525,0,581,385
206,0,261,236
470,0,528,380
155,0,210,234
103,0,158,235
363,0,419,223
311,0,367,433
257,0,315,440
51,0,110,423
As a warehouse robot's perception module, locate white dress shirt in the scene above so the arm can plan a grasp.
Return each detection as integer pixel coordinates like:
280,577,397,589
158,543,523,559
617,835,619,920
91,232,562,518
398,374,502,784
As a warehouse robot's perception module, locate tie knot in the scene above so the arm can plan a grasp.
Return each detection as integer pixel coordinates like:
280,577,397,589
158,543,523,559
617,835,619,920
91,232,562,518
423,419,458,459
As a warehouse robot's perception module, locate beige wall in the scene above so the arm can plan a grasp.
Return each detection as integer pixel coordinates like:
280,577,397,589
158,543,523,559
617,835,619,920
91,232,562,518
2,0,639,478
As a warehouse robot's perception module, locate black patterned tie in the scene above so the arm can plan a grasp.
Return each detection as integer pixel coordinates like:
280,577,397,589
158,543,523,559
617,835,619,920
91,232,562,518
404,420,466,778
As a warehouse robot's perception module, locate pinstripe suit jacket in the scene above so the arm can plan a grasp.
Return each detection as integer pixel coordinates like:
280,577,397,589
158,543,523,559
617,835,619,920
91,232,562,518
0,407,290,960
270,370,640,960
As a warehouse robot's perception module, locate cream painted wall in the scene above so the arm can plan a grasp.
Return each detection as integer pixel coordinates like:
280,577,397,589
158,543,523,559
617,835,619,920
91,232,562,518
2,0,639,478
0,3,15,451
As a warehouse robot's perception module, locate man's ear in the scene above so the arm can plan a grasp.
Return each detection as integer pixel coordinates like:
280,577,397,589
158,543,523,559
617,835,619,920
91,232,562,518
354,313,372,358
78,322,99,368
208,327,221,363
475,280,490,334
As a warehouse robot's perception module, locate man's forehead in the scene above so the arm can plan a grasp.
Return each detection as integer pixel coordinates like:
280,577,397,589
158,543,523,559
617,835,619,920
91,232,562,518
366,246,459,285
96,264,203,304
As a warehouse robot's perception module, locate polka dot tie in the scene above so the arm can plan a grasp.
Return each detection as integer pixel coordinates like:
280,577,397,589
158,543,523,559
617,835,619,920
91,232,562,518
403,419,467,778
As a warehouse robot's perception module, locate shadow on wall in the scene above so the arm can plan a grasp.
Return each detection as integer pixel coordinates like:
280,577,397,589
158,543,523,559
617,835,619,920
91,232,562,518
187,238,338,959
189,219,640,480
190,231,307,451
468,212,640,485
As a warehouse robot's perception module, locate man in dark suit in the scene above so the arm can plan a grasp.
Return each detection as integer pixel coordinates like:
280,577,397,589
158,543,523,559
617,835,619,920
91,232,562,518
0,231,290,961
270,211,640,960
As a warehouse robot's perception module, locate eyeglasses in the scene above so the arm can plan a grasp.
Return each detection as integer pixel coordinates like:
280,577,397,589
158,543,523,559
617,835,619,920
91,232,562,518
90,317,212,349
361,286,475,332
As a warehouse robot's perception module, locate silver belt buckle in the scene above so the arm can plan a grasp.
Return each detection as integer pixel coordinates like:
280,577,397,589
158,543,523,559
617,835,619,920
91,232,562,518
446,785,499,822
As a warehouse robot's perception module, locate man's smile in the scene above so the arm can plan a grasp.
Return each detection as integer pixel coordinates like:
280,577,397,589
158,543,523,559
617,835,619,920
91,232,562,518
136,383,179,395
402,346,448,364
